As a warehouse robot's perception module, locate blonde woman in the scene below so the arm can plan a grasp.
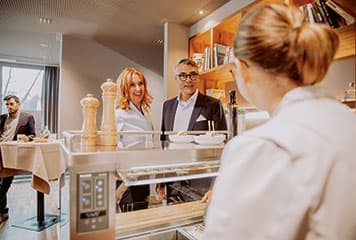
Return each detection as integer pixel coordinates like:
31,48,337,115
115,67,153,211
115,67,153,148
204,3,356,239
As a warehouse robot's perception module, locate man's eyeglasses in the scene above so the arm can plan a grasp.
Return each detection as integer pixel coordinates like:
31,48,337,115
176,72,199,81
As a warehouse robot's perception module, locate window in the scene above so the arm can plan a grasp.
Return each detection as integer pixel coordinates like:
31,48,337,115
0,62,44,134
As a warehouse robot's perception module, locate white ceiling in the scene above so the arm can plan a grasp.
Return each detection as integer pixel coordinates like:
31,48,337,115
0,0,230,73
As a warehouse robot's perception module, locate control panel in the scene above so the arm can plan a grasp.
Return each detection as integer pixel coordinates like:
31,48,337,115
77,172,109,233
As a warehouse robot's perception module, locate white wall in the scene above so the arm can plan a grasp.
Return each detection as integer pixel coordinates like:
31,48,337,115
321,56,355,100
60,36,164,135
163,22,189,100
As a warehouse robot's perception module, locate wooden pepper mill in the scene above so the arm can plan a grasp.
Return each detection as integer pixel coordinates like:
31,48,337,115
80,94,100,147
100,78,118,146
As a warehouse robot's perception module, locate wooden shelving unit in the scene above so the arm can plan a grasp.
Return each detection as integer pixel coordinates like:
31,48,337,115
189,0,356,106
334,23,356,59
199,63,235,82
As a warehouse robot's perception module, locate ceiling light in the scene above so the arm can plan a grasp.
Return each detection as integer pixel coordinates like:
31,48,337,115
39,17,52,24
199,10,204,15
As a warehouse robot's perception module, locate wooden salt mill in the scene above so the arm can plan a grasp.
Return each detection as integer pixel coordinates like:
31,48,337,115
80,94,100,147
100,78,118,146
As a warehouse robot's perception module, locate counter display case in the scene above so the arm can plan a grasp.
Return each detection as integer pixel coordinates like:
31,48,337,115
61,131,224,240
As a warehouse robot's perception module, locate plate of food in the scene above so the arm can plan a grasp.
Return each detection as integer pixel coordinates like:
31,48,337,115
194,133,225,145
169,131,194,143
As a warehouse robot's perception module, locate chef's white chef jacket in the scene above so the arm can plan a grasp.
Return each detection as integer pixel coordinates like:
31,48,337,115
115,101,153,148
204,86,356,240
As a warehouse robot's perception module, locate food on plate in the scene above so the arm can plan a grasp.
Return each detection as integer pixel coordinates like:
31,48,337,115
177,131,188,136
33,137,48,143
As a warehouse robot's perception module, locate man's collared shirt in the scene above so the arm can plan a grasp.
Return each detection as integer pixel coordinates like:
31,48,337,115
0,111,20,142
173,90,199,131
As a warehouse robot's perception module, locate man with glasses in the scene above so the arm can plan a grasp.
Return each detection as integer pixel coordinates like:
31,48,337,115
0,95,35,228
159,58,226,204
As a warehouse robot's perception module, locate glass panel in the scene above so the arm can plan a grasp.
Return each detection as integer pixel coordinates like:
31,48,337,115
0,63,44,134
117,160,220,186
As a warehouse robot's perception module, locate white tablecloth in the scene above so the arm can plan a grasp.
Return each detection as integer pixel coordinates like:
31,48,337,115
0,141,66,194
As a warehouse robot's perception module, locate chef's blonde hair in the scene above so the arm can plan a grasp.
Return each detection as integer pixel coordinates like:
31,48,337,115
116,68,152,111
234,3,339,85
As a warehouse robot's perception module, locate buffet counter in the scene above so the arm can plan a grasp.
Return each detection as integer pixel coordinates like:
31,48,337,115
61,131,223,240
116,201,206,239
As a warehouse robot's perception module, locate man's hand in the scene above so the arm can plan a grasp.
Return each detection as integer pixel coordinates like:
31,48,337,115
201,190,212,204
115,183,128,203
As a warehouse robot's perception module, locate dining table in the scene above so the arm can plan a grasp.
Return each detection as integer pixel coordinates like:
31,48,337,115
0,140,66,231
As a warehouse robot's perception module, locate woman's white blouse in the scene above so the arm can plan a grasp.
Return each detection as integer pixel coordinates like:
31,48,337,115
203,86,356,240
115,102,153,148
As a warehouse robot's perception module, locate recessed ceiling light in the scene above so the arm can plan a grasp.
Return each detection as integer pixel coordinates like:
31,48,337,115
199,10,204,15
39,17,52,24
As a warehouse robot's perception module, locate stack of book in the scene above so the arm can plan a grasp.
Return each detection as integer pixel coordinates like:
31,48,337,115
192,53,205,72
192,47,211,72
299,0,354,28
213,43,234,68
192,44,235,73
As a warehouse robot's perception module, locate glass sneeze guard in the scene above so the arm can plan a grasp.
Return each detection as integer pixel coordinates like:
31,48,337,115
116,160,220,186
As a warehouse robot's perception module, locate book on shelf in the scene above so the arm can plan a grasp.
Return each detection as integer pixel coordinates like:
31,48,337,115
223,47,233,65
204,47,211,71
311,2,324,23
213,43,233,68
318,0,340,28
313,0,328,23
300,3,326,24
213,45,218,68
192,53,205,72
228,47,235,63
326,2,348,27
306,3,316,23
325,0,355,25
206,88,225,101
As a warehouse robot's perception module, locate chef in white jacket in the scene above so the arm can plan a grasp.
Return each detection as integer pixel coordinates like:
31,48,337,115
203,3,356,240
115,67,153,211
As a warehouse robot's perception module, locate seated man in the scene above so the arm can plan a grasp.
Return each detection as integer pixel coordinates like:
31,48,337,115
0,95,35,228
159,58,227,203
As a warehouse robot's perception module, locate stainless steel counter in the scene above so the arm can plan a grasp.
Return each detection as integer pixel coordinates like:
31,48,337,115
61,131,223,240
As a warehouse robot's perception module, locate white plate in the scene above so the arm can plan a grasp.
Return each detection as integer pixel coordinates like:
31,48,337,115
194,134,225,145
169,135,194,143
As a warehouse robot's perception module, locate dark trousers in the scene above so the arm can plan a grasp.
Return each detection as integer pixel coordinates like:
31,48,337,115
116,180,149,212
166,178,213,204
0,176,14,214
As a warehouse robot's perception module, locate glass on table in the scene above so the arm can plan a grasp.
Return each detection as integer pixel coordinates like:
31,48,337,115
48,133,57,142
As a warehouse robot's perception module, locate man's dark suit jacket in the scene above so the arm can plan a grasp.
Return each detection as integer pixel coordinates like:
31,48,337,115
0,112,36,140
160,92,227,202
161,92,227,140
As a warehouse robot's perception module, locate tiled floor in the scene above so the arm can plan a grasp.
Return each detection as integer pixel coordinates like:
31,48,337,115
0,176,70,240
